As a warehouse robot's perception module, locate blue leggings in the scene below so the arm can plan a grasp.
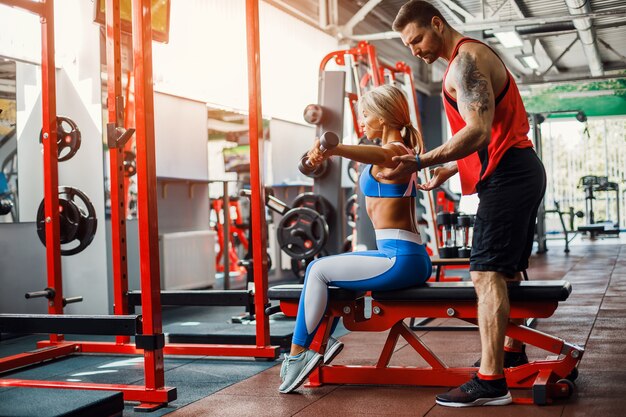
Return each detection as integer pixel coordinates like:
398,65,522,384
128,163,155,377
292,229,432,348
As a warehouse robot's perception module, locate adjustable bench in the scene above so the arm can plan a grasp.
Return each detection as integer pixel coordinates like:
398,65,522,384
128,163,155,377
268,280,583,405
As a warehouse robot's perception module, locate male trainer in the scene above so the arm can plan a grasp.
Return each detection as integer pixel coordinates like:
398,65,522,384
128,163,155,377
383,0,546,407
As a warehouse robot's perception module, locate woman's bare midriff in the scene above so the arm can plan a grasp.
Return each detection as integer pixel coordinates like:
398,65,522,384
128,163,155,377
366,197,419,233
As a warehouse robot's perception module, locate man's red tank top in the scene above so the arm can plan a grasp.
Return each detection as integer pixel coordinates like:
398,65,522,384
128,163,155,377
442,37,533,195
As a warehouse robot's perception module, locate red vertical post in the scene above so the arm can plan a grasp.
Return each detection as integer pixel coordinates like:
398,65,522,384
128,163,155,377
106,0,131,344
245,0,271,347
366,43,382,87
40,0,64,343
132,0,165,389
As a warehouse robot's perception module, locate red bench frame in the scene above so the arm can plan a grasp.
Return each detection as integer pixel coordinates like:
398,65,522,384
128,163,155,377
275,283,583,405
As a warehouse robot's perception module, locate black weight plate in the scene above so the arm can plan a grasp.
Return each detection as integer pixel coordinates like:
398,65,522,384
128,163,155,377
36,186,98,256
292,192,334,220
277,207,328,260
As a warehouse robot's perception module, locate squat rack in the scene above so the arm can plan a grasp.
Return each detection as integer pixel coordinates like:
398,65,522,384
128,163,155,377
35,0,278,358
0,0,276,411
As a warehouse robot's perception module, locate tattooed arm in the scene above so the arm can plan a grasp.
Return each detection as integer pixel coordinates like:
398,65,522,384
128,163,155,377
418,47,496,169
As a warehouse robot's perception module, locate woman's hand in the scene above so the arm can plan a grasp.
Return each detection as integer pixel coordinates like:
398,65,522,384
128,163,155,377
416,164,458,191
306,138,329,167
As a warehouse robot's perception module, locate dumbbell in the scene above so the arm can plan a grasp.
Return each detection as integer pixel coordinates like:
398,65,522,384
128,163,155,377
436,211,459,258
457,214,473,258
303,104,324,125
298,131,340,176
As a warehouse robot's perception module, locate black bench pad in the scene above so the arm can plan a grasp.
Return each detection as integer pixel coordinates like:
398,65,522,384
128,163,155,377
372,281,571,302
269,281,571,303
268,285,365,301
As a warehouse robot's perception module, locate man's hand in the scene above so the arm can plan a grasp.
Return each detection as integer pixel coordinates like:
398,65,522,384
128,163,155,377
376,154,419,180
416,164,457,191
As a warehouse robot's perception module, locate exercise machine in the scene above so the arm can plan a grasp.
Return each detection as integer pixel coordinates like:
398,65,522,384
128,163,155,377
577,175,620,238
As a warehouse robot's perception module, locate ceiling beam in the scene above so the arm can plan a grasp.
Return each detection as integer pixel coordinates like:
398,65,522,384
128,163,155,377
538,35,579,77
458,9,626,31
348,9,626,40
342,0,383,35
564,0,603,76
598,38,626,65
437,0,475,22
504,0,557,76
319,0,328,29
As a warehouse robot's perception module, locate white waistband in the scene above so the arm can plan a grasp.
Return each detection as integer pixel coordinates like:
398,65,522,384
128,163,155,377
375,229,423,245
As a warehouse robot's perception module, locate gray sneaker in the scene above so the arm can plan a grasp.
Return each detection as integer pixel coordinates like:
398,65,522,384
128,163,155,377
323,337,344,365
278,350,323,393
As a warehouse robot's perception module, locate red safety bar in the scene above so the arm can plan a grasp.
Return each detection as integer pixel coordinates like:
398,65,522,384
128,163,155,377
276,292,583,405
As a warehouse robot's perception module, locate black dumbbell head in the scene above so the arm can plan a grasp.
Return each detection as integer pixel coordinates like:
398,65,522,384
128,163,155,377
320,131,339,149
457,215,473,227
436,212,452,226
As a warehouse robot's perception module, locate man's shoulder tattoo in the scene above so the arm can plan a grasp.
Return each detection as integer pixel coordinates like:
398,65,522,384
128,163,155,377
455,52,491,114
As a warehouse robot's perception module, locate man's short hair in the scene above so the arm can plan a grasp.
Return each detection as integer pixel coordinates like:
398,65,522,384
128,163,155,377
392,0,448,31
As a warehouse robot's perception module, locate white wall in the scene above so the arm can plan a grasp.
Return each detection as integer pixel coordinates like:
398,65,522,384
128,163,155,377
0,4,42,64
154,92,209,180
269,119,315,186
152,0,338,123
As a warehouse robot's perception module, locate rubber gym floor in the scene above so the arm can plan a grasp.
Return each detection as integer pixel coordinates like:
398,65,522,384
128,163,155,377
1,240,625,417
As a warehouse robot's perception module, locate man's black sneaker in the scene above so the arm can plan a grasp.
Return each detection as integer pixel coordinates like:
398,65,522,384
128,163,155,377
436,376,512,407
473,346,528,368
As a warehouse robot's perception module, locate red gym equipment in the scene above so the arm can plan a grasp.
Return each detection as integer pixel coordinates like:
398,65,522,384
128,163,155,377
212,198,249,274
0,0,278,411
269,281,583,405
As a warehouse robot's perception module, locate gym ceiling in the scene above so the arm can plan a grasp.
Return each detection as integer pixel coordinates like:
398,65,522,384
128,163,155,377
266,0,626,94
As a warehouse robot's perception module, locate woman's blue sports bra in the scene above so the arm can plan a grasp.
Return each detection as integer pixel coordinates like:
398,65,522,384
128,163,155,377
359,142,419,198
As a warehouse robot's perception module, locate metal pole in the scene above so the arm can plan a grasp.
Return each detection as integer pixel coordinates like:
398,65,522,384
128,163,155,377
40,0,64,343
106,0,131,344
532,114,547,253
603,119,610,221
132,0,166,393
245,0,271,347
223,181,230,290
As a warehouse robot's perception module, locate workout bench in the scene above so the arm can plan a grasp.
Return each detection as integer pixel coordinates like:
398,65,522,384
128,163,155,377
268,280,583,405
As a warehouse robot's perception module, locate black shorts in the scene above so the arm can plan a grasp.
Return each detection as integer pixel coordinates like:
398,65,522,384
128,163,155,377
470,147,546,277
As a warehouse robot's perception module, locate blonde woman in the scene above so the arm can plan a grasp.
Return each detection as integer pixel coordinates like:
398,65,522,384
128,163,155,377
279,85,432,393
